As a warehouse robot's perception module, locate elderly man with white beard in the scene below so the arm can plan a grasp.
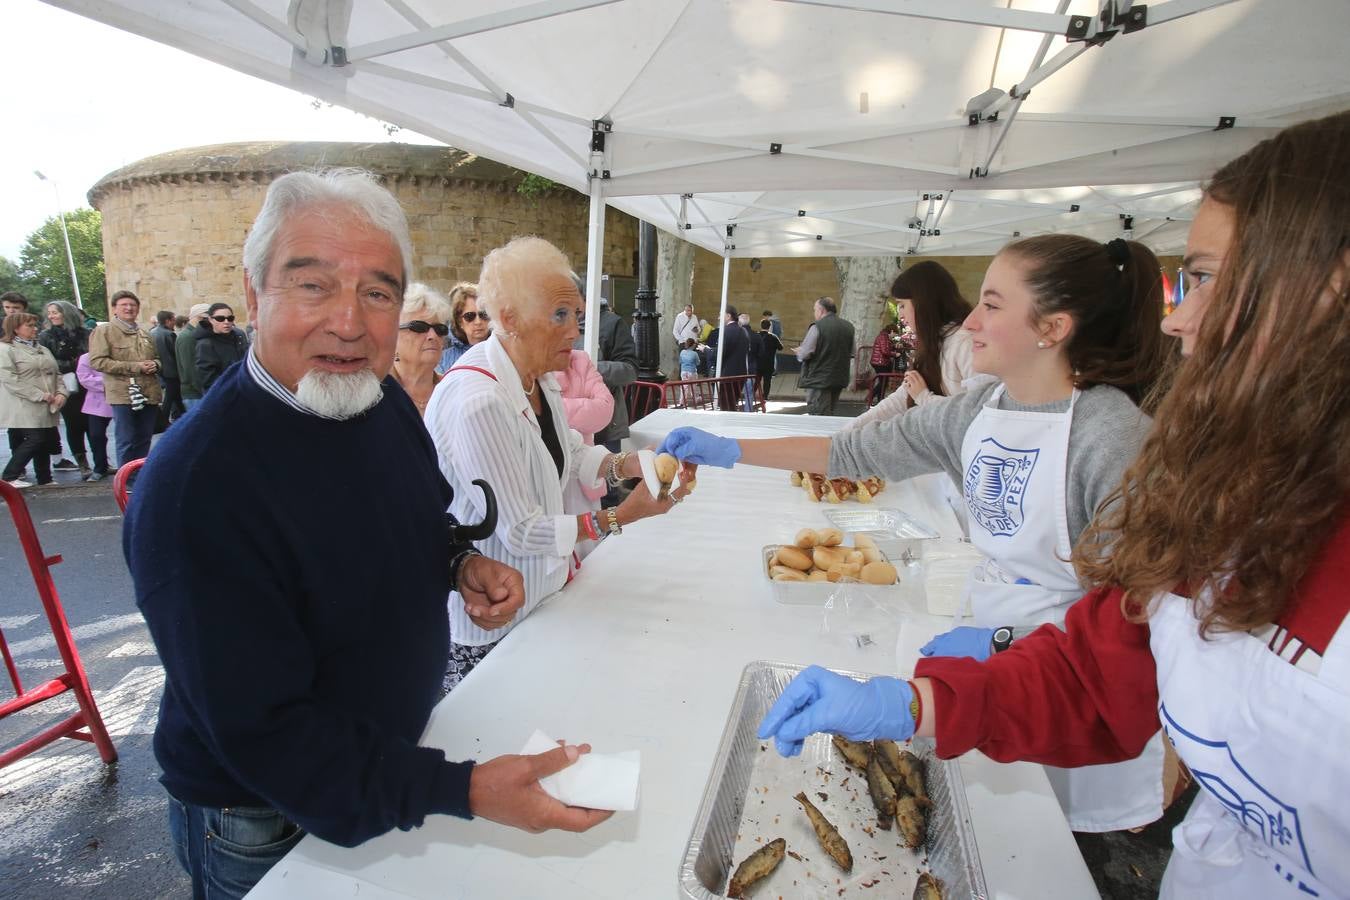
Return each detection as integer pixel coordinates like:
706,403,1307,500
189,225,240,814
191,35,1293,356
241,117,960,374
124,169,613,900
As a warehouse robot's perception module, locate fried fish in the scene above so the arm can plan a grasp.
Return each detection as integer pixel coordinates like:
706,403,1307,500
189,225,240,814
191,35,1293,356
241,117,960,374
912,872,944,900
830,734,872,771
866,751,898,830
896,793,928,850
794,791,853,873
727,837,785,898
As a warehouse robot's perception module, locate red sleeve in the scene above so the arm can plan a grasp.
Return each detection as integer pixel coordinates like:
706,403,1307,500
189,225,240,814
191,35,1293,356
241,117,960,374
914,586,1161,767
1278,512,1350,656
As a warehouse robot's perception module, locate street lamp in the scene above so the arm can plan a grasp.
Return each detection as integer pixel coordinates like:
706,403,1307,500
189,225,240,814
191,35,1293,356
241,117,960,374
33,170,83,309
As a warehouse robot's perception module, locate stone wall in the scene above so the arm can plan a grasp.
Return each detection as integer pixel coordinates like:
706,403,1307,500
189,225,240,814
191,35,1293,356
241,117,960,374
91,142,638,323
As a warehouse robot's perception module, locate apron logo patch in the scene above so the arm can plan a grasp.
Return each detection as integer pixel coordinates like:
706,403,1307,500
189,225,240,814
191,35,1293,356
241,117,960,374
964,438,1039,537
1161,703,1316,881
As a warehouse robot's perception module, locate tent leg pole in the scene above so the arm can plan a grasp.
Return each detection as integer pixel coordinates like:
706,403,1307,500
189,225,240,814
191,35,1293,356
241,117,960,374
714,255,730,411
583,178,606,363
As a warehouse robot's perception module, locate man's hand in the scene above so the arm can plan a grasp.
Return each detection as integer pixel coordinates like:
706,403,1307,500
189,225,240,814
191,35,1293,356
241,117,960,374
140,360,159,375
458,555,525,630
470,744,614,834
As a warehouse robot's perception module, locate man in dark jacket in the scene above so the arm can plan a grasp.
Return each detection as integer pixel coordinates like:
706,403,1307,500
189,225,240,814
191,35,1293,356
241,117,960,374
195,302,250,393
710,306,751,410
150,310,183,429
795,296,856,415
176,303,211,411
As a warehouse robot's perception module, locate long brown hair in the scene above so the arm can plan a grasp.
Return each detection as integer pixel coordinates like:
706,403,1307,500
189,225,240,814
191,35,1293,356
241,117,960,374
1075,111,1350,635
1001,235,1167,406
890,261,972,397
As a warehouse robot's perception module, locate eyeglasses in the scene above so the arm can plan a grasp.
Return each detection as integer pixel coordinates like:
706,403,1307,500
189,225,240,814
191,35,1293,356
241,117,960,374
461,311,490,323
400,320,450,336
211,315,236,323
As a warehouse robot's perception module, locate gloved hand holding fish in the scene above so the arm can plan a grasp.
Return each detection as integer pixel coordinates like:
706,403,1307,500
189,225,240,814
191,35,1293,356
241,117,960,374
757,665,915,757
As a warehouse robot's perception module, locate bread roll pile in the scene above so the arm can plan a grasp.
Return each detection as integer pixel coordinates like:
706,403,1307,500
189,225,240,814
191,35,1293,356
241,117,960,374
790,471,886,504
768,528,899,585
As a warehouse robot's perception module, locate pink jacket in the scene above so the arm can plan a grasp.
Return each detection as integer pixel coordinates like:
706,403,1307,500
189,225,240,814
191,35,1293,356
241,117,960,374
76,352,113,418
554,350,614,502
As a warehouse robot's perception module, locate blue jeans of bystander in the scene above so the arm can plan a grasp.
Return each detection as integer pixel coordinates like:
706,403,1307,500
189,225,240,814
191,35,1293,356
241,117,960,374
111,403,158,467
168,793,304,900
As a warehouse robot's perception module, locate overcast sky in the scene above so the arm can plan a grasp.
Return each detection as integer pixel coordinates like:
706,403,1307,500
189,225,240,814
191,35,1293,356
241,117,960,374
1,0,439,263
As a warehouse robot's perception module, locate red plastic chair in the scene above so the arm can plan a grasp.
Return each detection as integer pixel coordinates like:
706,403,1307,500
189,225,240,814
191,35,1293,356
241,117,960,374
112,458,146,514
0,482,118,769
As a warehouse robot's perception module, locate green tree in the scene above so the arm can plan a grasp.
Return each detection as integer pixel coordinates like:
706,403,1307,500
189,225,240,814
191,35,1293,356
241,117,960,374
0,256,28,296
17,208,106,321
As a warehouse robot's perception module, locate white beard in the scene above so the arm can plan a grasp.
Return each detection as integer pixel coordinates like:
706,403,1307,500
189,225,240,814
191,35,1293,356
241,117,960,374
295,368,384,419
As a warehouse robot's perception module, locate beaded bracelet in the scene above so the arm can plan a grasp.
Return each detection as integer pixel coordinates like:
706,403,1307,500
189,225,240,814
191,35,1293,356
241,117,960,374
606,451,631,486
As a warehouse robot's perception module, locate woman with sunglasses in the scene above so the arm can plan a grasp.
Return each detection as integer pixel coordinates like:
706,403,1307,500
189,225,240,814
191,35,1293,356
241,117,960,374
195,302,249,394
437,282,491,373
392,283,452,416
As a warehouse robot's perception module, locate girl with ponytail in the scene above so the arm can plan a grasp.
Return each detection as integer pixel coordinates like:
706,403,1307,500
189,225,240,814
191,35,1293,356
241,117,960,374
757,111,1350,899
659,225,1173,833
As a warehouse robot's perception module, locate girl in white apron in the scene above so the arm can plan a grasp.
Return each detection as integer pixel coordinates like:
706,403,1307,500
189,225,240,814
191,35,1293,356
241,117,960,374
756,110,1350,898
660,231,1173,831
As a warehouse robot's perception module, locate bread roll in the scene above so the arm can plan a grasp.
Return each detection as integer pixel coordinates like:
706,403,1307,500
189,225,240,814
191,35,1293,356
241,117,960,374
828,561,862,579
772,569,807,582
794,528,819,549
845,549,865,565
861,561,898,585
654,453,679,486
812,546,848,570
861,547,883,564
789,471,803,486
852,533,877,550
815,527,845,547
806,570,830,583
776,546,815,571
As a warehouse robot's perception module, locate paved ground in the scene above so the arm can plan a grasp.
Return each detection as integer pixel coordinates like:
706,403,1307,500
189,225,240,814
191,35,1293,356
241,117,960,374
1,397,1174,899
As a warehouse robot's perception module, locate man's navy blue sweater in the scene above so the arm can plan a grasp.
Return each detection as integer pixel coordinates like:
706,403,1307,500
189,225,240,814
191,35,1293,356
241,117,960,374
125,361,474,847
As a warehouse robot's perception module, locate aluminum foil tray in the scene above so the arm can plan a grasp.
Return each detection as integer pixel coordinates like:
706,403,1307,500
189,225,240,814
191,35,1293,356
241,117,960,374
821,508,940,561
680,661,988,900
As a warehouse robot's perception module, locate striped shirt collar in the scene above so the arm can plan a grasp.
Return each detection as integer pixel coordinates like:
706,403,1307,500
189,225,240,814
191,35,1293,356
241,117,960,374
244,346,357,421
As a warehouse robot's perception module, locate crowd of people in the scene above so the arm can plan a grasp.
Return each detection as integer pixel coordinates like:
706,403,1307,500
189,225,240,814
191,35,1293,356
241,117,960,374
5,109,1345,900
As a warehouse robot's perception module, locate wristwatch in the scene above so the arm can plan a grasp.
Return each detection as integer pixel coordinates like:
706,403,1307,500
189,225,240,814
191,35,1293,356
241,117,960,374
990,625,1016,654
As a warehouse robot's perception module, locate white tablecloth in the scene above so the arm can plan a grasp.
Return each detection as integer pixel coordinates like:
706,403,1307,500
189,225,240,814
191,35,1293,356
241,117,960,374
248,413,1098,900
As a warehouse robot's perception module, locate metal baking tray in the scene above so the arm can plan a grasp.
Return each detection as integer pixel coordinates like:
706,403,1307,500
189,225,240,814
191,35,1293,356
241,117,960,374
680,661,988,900
761,544,901,606
821,508,941,562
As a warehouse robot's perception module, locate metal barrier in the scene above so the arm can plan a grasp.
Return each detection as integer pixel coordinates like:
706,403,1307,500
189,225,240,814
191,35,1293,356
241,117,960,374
112,458,146,514
867,371,909,407
0,482,118,769
628,375,767,421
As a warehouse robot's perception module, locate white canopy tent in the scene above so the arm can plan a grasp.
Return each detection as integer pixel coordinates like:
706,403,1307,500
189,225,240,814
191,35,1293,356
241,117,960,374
46,0,1350,359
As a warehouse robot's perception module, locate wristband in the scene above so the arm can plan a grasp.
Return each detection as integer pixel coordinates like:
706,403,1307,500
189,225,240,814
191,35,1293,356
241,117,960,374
907,680,923,732
580,511,601,542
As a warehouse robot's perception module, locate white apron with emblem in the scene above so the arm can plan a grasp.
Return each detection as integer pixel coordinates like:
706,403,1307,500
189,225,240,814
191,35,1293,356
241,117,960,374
1150,592,1350,899
959,385,1165,831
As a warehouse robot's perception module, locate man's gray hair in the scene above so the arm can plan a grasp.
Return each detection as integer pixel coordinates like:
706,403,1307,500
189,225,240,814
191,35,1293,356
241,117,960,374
478,236,573,322
402,283,452,323
243,169,414,292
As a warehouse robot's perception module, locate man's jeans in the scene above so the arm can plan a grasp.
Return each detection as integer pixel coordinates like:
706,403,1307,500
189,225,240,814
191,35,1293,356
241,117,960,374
111,403,158,467
168,793,303,900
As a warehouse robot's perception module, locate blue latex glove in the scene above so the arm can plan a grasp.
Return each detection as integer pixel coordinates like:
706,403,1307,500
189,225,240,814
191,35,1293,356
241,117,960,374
920,626,996,662
757,665,914,757
655,426,742,468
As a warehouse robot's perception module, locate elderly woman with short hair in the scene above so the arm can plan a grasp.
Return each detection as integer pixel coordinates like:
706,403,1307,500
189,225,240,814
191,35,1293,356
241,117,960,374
392,283,452,416
426,237,690,691
437,282,490,373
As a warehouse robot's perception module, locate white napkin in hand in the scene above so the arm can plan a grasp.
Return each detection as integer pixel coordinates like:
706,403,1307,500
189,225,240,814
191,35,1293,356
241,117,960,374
636,449,680,499
519,730,640,812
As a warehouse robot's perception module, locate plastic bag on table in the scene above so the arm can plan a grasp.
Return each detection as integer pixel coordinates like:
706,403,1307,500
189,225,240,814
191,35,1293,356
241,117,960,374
819,580,904,663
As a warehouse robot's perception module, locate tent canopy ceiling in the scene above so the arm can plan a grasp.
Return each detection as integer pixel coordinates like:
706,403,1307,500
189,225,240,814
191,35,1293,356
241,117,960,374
48,0,1350,256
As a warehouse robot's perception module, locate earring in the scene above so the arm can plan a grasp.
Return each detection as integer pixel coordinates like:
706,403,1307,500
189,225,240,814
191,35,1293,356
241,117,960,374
394,353,401,361
1036,340,1049,349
